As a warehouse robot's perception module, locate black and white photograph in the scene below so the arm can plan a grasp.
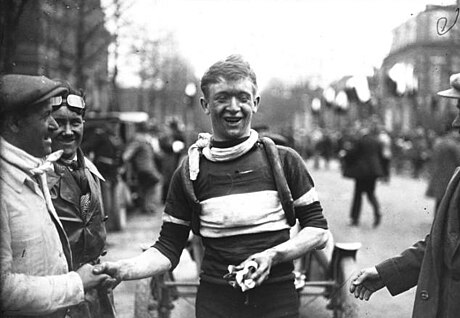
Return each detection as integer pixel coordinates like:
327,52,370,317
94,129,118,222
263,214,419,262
1,0,459,317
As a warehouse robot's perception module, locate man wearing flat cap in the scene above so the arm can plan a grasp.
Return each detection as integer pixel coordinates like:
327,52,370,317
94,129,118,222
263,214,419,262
0,74,111,318
350,73,460,318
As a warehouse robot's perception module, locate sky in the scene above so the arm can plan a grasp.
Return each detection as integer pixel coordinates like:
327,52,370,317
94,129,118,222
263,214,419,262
107,0,456,89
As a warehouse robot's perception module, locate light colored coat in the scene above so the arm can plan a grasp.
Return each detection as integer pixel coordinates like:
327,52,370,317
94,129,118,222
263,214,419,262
0,138,84,318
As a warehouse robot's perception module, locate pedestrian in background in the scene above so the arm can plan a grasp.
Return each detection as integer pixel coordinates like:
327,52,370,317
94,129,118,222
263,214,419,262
378,126,392,182
94,55,330,318
409,127,430,179
0,74,110,317
158,118,186,203
47,80,115,317
342,121,385,227
81,119,123,183
122,121,162,214
349,73,460,318
317,130,334,170
426,124,460,213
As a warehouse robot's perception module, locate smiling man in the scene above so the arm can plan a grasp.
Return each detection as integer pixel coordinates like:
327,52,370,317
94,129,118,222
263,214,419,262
0,74,110,318
95,55,330,318
46,81,114,318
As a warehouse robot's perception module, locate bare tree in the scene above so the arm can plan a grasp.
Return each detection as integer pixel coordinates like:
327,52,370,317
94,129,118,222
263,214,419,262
0,0,30,73
131,31,196,120
103,0,133,110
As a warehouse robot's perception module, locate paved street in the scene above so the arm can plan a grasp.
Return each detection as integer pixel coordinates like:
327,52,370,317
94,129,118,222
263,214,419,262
104,159,434,318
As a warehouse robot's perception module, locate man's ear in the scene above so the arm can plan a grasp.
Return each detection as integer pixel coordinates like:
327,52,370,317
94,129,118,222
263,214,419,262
252,95,261,113
200,97,210,115
5,114,22,133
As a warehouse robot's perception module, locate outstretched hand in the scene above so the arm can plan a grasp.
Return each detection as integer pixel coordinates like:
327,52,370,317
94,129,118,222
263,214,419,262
92,261,123,290
76,264,113,291
349,267,385,301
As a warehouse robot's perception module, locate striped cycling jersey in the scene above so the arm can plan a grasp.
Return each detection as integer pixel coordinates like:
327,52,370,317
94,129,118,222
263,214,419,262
155,141,327,283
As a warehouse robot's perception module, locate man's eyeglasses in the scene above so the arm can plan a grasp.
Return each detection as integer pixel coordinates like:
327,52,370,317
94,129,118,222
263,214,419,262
50,94,85,114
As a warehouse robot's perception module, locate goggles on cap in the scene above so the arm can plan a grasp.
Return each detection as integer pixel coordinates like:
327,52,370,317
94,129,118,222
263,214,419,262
50,94,85,114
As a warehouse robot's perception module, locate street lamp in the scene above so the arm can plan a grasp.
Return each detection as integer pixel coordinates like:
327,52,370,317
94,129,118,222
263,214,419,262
335,90,349,129
311,97,321,113
311,97,322,128
185,82,197,100
184,82,197,132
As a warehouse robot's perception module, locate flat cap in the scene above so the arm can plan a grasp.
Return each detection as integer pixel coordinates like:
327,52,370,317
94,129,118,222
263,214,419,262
0,74,68,113
437,73,460,99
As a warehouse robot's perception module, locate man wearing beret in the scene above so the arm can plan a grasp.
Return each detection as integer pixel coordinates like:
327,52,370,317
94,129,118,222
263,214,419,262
350,73,460,318
0,74,111,318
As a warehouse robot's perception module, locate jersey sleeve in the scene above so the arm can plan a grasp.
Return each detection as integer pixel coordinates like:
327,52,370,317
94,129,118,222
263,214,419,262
152,222,190,269
280,146,328,229
163,166,192,226
154,165,193,268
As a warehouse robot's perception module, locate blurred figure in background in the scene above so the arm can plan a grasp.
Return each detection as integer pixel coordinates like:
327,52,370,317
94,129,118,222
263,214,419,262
426,124,460,213
378,126,392,182
350,72,460,318
81,119,123,183
159,118,186,204
317,130,334,170
81,118,125,231
342,121,385,227
409,127,430,179
311,128,323,170
123,121,162,214
47,80,115,317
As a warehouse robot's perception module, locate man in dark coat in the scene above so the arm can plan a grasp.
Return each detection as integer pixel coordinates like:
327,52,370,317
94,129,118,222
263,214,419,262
46,81,115,317
122,122,162,213
158,119,186,204
349,73,460,318
342,123,385,227
426,127,460,212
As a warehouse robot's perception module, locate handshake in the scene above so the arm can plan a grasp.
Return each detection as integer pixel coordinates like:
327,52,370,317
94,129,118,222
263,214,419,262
75,262,122,291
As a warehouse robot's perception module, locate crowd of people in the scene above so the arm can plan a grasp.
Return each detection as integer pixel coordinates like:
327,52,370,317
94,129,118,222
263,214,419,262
1,56,459,318
81,116,187,217
300,122,456,181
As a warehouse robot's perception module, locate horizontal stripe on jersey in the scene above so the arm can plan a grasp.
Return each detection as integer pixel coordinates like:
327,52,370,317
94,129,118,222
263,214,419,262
200,190,290,237
161,142,327,281
294,187,319,206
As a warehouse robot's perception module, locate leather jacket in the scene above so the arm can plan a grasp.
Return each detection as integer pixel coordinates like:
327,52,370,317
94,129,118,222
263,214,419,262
47,149,107,270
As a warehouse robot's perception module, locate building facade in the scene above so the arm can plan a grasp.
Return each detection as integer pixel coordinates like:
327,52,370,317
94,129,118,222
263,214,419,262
378,1,460,134
1,0,111,112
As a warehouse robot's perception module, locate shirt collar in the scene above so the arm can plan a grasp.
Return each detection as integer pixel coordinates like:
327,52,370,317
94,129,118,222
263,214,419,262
0,137,41,192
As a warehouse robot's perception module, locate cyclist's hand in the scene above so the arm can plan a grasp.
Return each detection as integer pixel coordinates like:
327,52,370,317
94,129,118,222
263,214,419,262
237,250,276,287
92,261,122,290
76,264,112,291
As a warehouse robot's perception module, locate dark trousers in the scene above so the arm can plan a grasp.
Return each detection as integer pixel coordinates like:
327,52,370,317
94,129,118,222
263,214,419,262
196,280,299,318
350,177,381,223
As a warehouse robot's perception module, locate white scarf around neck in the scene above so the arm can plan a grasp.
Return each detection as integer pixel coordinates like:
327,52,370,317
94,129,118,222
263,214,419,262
188,129,259,180
0,137,63,176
